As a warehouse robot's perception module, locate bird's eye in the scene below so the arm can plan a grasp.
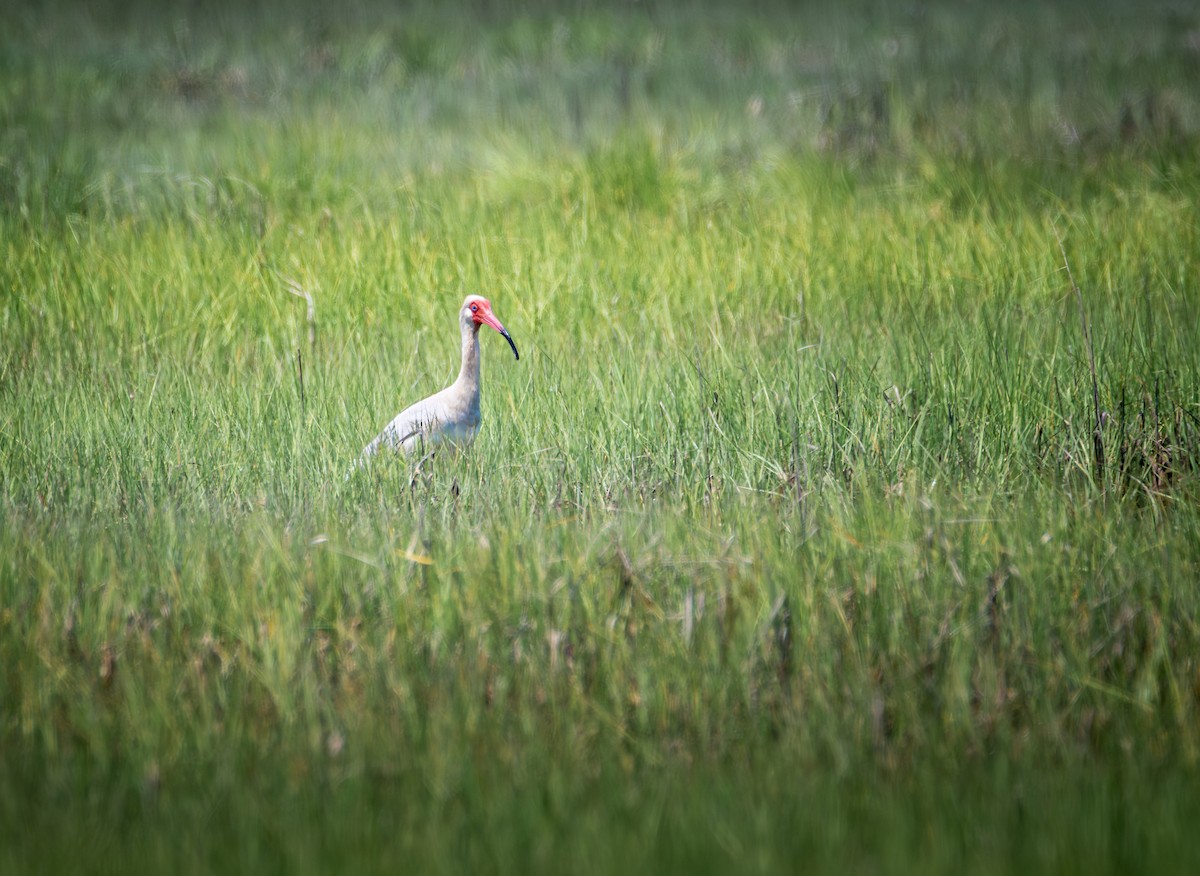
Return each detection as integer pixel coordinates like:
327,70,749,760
470,304,478,312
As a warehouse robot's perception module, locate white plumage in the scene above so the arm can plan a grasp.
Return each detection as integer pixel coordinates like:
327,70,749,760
353,294,519,469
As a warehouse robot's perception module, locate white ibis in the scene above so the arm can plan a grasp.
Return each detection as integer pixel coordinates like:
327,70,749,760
353,294,519,469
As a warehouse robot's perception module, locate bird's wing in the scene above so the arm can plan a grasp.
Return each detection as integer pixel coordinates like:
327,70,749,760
354,395,447,465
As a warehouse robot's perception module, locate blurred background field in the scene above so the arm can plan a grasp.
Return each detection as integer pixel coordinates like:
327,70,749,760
2,1,1199,873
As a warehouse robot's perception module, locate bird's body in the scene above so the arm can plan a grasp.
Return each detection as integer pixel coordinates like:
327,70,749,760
353,295,518,469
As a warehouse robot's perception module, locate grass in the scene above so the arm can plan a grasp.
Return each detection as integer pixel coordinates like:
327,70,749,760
2,0,1200,872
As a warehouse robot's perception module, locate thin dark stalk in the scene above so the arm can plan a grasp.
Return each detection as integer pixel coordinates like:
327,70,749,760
1056,229,1105,484
297,347,306,414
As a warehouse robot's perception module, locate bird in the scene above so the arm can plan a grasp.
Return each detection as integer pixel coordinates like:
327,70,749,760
352,294,519,470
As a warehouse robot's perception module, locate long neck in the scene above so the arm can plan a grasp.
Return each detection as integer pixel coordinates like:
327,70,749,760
454,315,481,396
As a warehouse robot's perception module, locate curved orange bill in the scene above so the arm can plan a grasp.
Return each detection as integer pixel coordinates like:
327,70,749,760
478,309,520,360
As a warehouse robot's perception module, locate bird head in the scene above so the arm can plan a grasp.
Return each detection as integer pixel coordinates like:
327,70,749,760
462,295,519,360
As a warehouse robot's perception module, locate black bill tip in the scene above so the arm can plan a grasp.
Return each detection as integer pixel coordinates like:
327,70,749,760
501,329,519,360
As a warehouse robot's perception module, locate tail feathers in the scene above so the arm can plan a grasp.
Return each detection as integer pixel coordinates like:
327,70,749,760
344,423,424,481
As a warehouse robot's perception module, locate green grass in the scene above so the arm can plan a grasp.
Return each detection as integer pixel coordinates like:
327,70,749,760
3,0,1200,873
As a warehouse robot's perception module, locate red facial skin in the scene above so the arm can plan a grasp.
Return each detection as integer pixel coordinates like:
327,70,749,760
466,296,519,360
468,298,506,334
